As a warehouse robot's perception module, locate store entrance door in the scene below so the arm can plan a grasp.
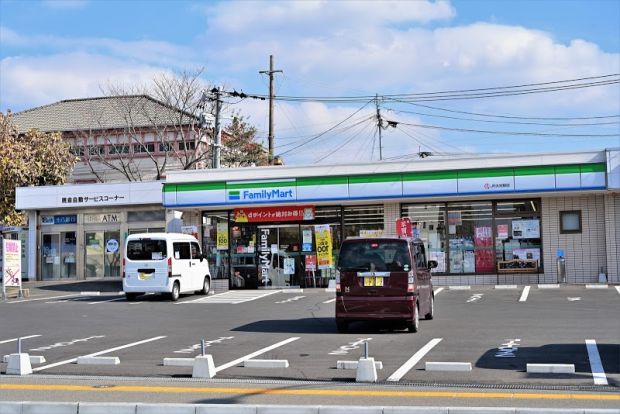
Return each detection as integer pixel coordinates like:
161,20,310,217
256,224,302,288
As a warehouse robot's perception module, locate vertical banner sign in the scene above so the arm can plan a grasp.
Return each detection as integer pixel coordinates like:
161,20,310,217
314,224,333,269
396,218,412,237
305,255,317,272
302,229,313,252
3,239,22,298
216,223,229,250
474,226,494,273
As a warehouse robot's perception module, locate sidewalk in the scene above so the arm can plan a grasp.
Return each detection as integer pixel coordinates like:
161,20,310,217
18,278,122,296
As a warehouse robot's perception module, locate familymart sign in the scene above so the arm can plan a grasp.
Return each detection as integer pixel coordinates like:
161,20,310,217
163,163,606,208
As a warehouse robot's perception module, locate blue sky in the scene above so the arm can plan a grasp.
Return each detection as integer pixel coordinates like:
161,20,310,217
1,0,619,164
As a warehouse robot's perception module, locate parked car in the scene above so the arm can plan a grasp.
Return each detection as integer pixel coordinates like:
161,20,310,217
335,237,437,333
123,233,211,301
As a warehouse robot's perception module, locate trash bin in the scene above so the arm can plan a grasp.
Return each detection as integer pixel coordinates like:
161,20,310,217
557,257,566,283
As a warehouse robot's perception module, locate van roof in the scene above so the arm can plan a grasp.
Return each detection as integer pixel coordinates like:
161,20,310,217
126,232,197,241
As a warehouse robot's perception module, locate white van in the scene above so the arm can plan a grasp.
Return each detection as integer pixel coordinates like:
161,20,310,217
123,233,211,301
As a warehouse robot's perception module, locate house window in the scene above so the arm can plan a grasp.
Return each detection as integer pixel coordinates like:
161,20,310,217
109,145,130,155
69,146,84,157
88,145,105,156
133,143,155,153
560,211,582,234
179,141,196,151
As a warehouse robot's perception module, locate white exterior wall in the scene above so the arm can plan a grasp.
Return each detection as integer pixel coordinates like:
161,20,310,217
541,195,607,283
383,202,400,237
604,193,620,283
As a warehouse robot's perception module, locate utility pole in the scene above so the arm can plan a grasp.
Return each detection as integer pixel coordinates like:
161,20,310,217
259,55,282,164
211,87,223,169
375,94,383,161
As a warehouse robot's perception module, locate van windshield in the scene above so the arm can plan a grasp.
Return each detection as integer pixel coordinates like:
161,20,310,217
127,239,167,261
338,241,411,272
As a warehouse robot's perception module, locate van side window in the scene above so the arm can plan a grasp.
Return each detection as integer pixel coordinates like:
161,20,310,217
190,242,201,259
173,242,191,260
414,244,427,269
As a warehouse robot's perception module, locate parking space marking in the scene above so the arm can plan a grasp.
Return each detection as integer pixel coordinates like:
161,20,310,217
275,295,305,304
495,339,521,358
433,287,444,295
518,286,530,302
585,339,608,385
179,290,282,304
386,338,443,382
32,335,167,372
214,336,300,373
466,293,484,303
0,334,41,344
174,337,235,354
88,297,125,305
329,338,373,356
322,298,336,304
567,297,581,301
29,335,105,352
7,294,81,304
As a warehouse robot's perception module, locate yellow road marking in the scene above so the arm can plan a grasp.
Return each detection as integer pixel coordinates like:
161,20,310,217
1,383,619,401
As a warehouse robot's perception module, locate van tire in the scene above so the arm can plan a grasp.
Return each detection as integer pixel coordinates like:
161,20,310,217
408,303,419,333
125,292,140,301
336,320,348,333
199,277,210,295
170,282,180,301
425,294,434,320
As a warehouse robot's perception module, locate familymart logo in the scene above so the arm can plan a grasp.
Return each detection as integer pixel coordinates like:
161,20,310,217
228,187,295,202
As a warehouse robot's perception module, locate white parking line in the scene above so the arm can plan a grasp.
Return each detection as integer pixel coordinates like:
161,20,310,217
7,294,80,304
322,298,336,304
387,338,443,382
519,286,531,302
585,339,608,385
434,288,444,295
0,334,41,344
88,297,126,305
32,336,167,372
215,337,300,373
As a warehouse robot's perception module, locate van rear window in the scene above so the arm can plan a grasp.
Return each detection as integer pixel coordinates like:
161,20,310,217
338,241,411,272
127,239,167,260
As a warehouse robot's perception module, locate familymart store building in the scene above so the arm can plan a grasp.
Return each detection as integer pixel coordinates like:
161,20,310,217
164,149,620,288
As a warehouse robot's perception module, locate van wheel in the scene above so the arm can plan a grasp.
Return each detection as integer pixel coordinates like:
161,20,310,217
199,277,210,295
125,292,139,301
336,320,348,333
170,282,180,301
425,294,434,320
408,303,419,333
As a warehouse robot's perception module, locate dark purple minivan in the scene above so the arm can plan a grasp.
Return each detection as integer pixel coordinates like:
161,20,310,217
335,237,437,333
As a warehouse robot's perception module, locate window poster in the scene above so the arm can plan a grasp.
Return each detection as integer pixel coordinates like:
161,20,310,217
474,226,494,272
314,224,333,269
512,219,540,239
497,224,509,239
429,251,446,273
216,222,228,250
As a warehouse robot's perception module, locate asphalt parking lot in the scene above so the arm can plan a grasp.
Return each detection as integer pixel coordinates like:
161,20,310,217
1,284,619,389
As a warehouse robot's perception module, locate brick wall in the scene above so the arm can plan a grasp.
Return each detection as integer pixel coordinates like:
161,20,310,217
541,195,607,283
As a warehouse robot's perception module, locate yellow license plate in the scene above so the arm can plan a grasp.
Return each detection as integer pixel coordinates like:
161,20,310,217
138,272,152,280
363,277,383,287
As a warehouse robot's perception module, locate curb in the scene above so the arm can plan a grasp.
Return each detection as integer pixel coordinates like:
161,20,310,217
2,402,618,414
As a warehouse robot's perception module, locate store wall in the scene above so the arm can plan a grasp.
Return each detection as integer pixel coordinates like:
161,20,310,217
541,195,607,283
383,202,400,236
604,193,620,283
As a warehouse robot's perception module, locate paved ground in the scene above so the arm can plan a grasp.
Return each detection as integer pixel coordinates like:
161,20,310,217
1,282,619,408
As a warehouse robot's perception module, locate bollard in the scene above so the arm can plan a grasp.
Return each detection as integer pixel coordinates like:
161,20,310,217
17,337,22,354
201,339,206,356
364,341,368,359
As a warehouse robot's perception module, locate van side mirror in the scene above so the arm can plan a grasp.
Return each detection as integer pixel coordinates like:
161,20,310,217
427,260,438,269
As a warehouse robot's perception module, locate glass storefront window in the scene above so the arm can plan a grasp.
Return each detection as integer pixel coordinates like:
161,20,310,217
402,199,542,275
343,205,384,239
401,204,447,273
202,212,231,281
42,233,61,279
85,231,121,277
61,232,76,278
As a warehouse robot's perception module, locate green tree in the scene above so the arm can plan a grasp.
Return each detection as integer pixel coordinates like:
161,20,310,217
221,114,269,167
0,112,77,225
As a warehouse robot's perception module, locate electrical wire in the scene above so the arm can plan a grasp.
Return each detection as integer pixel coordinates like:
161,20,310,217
314,120,375,163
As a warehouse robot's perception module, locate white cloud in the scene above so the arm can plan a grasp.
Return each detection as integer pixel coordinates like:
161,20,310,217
0,53,169,111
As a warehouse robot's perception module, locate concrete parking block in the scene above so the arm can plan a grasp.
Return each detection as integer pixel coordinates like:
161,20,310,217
537,284,560,289
586,284,608,289
526,363,575,374
384,407,448,414
193,354,216,378
78,402,137,414
244,359,289,368
22,402,79,414
3,355,45,364
425,361,472,372
0,402,22,414
355,357,378,382
336,360,383,370
495,285,517,289
80,291,100,296
516,409,591,413
320,407,383,414
449,285,471,290
6,353,32,375
76,356,120,365
163,357,195,367
449,408,516,414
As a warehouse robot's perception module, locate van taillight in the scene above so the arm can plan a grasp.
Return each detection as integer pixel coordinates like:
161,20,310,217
335,270,341,294
122,258,125,278
168,257,172,277
407,271,415,293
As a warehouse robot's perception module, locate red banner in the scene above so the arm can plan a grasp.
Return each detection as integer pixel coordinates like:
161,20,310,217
305,255,317,272
474,226,494,272
234,206,315,223
396,217,412,237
